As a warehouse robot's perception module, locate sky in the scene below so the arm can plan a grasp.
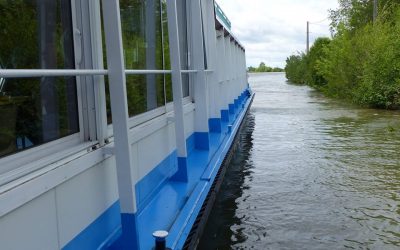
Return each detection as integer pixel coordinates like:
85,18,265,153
216,0,339,68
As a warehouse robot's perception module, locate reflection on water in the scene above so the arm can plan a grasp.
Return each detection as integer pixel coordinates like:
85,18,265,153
199,73,400,250
199,113,256,249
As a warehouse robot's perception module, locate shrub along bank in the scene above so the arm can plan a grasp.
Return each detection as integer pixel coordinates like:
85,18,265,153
285,1,400,109
248,62,284,73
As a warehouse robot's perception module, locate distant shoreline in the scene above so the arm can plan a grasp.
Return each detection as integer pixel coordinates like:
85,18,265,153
248,72,284,74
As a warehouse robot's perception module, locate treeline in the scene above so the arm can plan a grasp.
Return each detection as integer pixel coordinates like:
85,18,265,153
248,62,284,72
285,0,400,109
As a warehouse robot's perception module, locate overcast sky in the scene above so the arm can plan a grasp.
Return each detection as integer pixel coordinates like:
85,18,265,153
215,0,339,68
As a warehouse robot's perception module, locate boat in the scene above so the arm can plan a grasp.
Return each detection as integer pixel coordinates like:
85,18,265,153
0,0,253,249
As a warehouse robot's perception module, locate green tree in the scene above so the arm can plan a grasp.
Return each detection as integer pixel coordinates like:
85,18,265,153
306,37,331,88
248,62,283,73
287,1,400,109
247,66,256,72
285,53,307,84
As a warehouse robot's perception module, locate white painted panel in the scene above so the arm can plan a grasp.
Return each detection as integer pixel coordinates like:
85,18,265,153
0,191,59,250
137,124,176,180
135,109,194,182
184,110,195,138
131,143,140,183
56,158,118,247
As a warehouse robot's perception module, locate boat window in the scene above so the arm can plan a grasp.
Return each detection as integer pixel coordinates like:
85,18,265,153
0,0,78,158
176,0,190,97
104,0,191,124
200,1,208,70
120,0,166,117
161,0,173,103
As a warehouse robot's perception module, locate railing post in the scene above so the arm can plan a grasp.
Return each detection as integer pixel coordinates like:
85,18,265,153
215,29,226,123
202,0,222,133
166,0,189,181
188,0,211,149
101,0,140,249
224,34,235,116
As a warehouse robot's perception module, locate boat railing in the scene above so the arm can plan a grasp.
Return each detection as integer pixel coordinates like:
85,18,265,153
0,69,202,79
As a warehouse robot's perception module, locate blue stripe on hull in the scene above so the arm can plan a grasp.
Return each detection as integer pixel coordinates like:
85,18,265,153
136,151,178,211
221,109,230,122
63,91,254,250
62,201,121,250
208,118,222,133
228,103,235,114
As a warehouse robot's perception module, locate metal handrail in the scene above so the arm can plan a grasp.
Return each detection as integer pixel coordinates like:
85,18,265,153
0,69,108,78
125,69,172,75
0,69,204,79
0,69,176,78
180,70,198,74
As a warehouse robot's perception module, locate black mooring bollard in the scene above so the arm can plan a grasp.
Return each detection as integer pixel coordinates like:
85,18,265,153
152,230,170,250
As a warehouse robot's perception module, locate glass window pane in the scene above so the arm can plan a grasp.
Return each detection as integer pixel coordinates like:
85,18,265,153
161,1,173,102
0,0,78,158
0,0,75,70
0,76,79,158
117,0,167,117
105,74,166,122
164,74,173,103
103,0,189,124
120,0,164,70
104,77,112,124
176,0,189,97
126,74,165,116
200,1,208,70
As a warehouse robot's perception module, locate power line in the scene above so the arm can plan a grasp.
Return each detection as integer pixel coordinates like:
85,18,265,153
309,17,329,24
306,17,332,54
309,32,331,36
309,22,330,27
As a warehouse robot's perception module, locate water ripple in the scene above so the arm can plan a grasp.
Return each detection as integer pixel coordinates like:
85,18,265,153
199,73,400,250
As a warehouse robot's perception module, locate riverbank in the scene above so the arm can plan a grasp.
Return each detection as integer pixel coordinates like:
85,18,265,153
285,2,400,110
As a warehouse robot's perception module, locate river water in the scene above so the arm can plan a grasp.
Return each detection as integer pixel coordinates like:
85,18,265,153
199,73,400,250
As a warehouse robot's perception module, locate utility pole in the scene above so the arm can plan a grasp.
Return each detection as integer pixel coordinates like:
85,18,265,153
306,21,309,54
373,0,378,22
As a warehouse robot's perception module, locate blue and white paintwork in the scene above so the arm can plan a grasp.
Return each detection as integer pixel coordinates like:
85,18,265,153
63,89,253,250
0,1,250,250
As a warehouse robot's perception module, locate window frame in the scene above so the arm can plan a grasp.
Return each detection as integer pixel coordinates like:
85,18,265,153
105,0,193,138
0,0,196,185
0,0,100,184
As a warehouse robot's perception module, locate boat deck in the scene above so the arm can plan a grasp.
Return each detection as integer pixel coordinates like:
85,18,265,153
108,91,254,250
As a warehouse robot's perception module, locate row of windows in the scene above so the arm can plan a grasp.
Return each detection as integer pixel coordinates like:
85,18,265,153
0,0,192,158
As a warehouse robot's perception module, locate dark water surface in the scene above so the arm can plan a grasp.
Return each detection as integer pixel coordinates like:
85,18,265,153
198,73,400,250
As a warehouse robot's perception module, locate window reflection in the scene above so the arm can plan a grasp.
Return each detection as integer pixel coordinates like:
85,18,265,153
104,0,191,124
176,0,190,97
119,0,165,116
161,1,173,103
200,2,208,70
0,0,78,158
